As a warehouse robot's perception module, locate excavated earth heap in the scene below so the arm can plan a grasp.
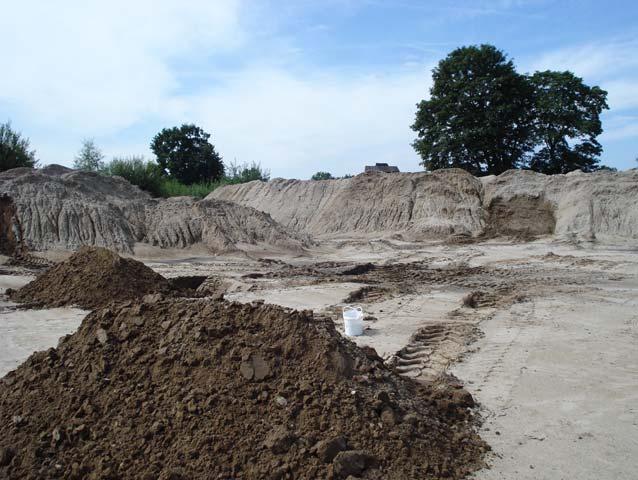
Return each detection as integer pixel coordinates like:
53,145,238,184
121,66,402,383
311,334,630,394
0,298,487,479
0,165,308,254
8,246,171,309
211,168,638,242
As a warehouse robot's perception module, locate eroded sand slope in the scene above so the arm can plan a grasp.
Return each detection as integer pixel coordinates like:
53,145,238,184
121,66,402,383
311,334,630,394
212,168,638,242
0,165,307,254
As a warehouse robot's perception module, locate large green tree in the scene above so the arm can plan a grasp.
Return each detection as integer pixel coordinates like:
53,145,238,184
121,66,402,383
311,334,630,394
0,121,38,172
528,71,608,174
151,124,224,184
412,45,535,176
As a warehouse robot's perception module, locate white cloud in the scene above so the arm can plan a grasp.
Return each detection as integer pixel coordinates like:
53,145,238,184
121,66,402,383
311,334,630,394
527,40,638,79
0,0,243,133
600,114,638,141
605,80,638,112
131,66,431,178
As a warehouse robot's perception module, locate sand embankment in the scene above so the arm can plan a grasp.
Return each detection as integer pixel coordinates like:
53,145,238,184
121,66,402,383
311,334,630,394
0,165,307,254
211,168,638,242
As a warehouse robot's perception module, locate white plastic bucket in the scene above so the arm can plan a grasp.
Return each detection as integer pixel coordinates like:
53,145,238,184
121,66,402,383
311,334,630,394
343,306,364,336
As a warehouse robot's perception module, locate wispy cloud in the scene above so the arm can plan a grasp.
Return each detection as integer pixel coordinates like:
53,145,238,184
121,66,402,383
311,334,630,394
528,39,638,78
0,0,244,133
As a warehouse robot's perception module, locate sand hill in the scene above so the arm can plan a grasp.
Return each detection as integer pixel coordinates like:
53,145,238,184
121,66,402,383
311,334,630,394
0,166,308,254
211,168,638,242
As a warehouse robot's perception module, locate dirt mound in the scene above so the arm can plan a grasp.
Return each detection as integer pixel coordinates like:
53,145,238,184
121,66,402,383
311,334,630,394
481,168,638,242
0,298,487,479
213,169,638,243
210,169,485,239
9,247,171,309
0,166,308,254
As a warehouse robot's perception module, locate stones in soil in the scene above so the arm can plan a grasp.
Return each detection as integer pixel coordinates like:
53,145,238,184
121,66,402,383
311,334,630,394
0,297,487,479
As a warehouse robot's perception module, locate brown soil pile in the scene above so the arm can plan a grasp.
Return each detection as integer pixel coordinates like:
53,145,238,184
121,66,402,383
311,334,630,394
8,247,170,309
0,298,487,479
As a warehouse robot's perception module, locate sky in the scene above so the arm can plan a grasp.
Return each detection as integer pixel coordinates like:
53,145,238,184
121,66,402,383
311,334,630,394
1,0,637,179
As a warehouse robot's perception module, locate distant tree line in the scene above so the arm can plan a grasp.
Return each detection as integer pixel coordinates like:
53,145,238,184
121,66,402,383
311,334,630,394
412,44,611,176
0,46,627,181
0,121,268,198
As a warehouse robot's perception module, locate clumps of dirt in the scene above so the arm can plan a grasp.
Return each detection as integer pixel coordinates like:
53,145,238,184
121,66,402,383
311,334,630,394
461,289,527,309
8,247,171,309
167,275,207,292
338,263,376,276
0,298,488,479
343,286,391,304
462,291,483,309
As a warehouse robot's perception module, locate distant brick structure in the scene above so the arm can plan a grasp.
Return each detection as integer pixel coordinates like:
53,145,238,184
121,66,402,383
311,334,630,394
364,163,400,173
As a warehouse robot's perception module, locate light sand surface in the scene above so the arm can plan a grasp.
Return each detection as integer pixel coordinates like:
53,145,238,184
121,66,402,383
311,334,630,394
1,239,637,478
453,281,638,479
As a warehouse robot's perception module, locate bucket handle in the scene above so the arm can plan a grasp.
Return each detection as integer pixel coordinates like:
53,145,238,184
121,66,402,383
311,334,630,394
343,305,363,313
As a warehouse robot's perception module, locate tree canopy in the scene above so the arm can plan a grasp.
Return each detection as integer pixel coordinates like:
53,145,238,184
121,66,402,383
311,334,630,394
311,171,334,180
151,124,224,185
412,45,535,176
412,45,609,176
528,70,608,174
73,139,105,172
0,122,38,172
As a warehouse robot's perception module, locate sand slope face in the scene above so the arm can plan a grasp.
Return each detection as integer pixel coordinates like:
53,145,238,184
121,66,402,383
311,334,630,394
210,169,485,238
482,169,638,242
0,166,307,253
212,168,638,242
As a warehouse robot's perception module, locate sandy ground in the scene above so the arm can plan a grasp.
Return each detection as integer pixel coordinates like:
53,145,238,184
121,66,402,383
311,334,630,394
0,274,87,377
1,239,637,478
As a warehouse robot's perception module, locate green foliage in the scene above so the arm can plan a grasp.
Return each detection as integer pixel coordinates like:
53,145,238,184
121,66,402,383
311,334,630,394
155,177,225,199
73,139,105,172
103,156,163,196
0,121,38,172
528,71,609,174
151,124,224,185
225,160,270,183
412,45,535,176
311,171,334,180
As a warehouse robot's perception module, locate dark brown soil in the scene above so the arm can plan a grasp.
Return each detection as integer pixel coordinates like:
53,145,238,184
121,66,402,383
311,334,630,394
0,298,488,479
8,247,171,309
0,194,23,256
485,195,556,238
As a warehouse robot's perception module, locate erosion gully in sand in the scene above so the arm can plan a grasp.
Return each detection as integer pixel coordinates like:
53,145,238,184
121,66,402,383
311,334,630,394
1,166,637,479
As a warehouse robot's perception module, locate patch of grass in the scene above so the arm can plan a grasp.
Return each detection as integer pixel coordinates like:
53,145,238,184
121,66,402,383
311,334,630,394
156,177,227,199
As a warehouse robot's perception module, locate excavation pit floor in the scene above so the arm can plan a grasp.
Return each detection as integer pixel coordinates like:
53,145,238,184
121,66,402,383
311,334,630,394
1,238,637,479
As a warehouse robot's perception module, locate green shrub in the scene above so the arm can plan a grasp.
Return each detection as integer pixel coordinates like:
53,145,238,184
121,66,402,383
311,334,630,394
156,177,226,199
0,121,38,172
103,156,163,196
311,171,333,180
225,160,270,183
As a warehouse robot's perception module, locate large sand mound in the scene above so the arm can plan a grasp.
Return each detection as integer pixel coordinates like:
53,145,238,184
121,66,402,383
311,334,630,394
0,298,487,479
0,166,308,254
8,246,171,309
211,169,484,239
211,169,638,242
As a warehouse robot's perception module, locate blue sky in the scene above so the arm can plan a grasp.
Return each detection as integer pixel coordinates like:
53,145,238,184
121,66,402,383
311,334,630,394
1,0,637,178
